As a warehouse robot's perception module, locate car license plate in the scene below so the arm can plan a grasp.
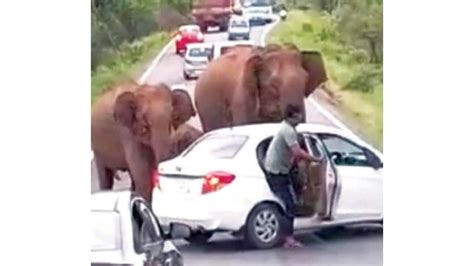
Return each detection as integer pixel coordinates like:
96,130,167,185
177,180,190,194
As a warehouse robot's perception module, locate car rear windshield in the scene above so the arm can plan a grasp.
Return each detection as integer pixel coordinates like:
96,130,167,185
231,20,249,27
183,134,248,159
188,47,211,57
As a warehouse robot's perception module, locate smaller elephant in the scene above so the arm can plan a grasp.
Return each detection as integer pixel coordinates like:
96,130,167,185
169,123,203,159
91,81,196,202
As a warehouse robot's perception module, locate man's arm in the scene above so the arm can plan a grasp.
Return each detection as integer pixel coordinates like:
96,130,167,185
290,144,321,163
283,127,321,163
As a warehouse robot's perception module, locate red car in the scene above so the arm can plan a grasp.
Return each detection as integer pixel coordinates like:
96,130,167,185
175,25,205,55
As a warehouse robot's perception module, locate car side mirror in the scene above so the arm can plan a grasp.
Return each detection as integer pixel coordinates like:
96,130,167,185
168,223,191,239
363,148,383,169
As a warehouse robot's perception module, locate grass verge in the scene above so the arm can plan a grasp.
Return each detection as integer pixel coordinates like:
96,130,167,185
91,31,171,105
268,10,383,150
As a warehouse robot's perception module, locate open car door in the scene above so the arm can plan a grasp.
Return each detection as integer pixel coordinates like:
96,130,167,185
293,134,341,220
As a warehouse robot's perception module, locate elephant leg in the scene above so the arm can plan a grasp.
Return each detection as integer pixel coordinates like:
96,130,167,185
96,159,114,190
132,174,153,203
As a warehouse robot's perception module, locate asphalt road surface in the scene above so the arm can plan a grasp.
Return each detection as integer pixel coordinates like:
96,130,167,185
91,22,383,265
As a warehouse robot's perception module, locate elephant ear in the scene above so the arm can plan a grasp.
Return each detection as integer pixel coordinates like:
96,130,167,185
114,92,137,129
242,53,264,92
171,89,196,129
301,51,328,97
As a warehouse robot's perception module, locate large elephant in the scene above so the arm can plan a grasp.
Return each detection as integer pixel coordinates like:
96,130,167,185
194,43,328,132
91,81,196,202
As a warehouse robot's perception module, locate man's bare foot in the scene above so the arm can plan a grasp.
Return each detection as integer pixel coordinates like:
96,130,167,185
283,236,304,248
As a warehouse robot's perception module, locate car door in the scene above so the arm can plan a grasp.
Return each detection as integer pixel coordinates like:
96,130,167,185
301,134,342,220
316,133,383,217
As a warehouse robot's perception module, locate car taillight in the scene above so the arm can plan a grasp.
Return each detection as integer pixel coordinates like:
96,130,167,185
201,171,235,194
151,169,160,190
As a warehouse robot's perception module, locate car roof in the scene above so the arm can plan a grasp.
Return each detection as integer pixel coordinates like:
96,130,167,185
91,190,130,211
213,40,255,47
179,24,200,31
230,15,249,22
186,43,212,49
203,123,383,156
207,123,345,140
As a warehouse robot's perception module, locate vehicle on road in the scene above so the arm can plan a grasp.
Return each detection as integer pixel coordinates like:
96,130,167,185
209,40,255,60
191,0,237,32
242,0,274,26
175,25,204,55
183,43,213,80
152,123,383,249
227,16,251,40
91,191,191,265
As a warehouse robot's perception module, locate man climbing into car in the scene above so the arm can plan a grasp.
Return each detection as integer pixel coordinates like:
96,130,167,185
264,104,321,248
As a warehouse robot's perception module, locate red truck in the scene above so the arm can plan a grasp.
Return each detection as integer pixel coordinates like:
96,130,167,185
191,0,239,32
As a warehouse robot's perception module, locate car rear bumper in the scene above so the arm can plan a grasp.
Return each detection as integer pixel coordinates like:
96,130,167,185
152,190,250,232
184,64,207,77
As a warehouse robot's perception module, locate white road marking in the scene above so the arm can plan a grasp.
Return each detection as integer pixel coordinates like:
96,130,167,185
138,40,175,85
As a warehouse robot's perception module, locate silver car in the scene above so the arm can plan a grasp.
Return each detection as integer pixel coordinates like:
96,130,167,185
183,43,212,80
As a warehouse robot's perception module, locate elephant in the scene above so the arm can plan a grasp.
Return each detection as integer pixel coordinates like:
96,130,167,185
194,43,328,132
91,81,196,202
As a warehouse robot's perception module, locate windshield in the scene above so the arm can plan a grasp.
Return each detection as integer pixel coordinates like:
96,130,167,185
244,0,272,7
231,20,249,28
183,134,248,159
188,47,211,57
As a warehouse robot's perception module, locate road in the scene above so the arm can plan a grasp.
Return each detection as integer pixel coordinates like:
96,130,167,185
91,22,382,265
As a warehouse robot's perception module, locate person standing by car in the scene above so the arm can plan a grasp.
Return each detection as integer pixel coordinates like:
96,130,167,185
264,104,321,248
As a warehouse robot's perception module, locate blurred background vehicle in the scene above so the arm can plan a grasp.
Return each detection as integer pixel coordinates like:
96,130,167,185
175,24,204,55
209,40,255,60
183,43,213,80
227,15,251,40
242,0,274,26
191,0,237,32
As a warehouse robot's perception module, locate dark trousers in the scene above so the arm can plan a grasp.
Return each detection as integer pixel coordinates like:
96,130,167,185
266,172,297,236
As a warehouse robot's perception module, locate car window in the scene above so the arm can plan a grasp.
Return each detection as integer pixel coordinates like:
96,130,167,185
183,134,248,159
188,47,211,57
306,136,323,158
231,20,249,27
318,134,370,167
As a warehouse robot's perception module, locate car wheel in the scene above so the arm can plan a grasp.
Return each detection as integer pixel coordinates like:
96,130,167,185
184,231,213,245
244,203,285,249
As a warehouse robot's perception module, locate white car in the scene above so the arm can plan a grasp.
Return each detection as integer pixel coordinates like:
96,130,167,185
152,123,383,249
227,16,251,40
91,191,191,265
209,40,255,60
183,43,212,80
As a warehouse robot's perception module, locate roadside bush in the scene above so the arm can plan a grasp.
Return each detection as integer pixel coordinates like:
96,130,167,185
344,64,382,93
302,23,313,32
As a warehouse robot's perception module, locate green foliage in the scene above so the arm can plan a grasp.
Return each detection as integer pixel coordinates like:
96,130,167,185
268,9,383,148
302,23,313,32
344,64,382,93
334,0,383,63
91,32,170,105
